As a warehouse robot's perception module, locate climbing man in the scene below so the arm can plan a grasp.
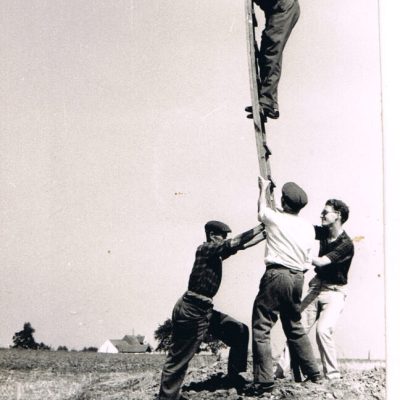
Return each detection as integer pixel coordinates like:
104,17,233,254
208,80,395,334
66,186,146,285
246,0,300,120
157,220,266,400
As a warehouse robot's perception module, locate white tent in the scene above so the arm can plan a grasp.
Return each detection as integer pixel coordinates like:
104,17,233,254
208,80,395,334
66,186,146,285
98,339,118,354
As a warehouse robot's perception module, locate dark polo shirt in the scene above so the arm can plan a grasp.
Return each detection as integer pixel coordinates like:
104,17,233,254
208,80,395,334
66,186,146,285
314,226,354,285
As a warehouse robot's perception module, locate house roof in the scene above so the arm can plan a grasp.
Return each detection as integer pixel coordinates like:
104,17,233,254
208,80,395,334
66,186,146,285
123,335,144,345
109,337,150,353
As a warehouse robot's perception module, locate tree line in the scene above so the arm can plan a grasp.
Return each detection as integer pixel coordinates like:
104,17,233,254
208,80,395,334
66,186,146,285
11,320,225,355
11,322,97,352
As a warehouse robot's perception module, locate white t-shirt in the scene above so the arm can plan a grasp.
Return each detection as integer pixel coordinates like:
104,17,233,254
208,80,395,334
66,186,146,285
259,206,314,272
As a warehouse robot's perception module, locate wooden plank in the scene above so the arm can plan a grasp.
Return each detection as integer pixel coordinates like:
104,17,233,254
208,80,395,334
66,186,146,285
245,0,275,208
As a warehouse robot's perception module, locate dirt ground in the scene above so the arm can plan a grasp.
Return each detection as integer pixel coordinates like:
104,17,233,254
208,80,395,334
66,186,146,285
176,359,386,400
0,350,385,400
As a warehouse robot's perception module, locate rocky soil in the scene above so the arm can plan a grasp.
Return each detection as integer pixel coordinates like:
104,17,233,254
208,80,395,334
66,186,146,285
0,350,385,400
156,359,386,400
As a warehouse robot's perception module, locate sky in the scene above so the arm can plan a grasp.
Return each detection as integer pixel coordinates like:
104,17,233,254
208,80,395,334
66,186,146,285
0,0,388,361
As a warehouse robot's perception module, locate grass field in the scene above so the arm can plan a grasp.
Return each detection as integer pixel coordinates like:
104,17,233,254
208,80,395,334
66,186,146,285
0,349,385,400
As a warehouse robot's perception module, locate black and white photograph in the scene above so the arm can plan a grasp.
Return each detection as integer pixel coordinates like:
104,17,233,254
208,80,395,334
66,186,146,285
1,0,398,399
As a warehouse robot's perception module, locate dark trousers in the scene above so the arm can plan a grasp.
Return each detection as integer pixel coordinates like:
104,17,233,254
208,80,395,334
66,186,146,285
257,0,300,110
252,266,319,383
158,293,249,400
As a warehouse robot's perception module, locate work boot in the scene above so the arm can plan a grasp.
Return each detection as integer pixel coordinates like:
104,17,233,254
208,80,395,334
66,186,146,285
302,373,323,384
242,381,275,396
223,374,249,390
244,105,280,120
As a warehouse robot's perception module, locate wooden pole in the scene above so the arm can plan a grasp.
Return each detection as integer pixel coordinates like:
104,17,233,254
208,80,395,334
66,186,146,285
245,0,275,208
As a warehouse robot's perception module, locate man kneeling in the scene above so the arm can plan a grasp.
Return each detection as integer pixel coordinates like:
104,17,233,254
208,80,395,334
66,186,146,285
157,220,266,400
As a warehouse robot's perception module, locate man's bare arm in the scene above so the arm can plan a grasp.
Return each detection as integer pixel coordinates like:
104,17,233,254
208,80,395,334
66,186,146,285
312,256,331,267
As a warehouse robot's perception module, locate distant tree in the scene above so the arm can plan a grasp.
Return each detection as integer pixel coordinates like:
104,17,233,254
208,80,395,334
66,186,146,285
57,345,69,352
12,322,38,349
82,346,98,352
154,318,226,355
12,322,51,350
38,342,51,351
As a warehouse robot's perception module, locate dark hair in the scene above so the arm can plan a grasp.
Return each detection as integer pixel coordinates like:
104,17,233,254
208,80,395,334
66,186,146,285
326,199,350,223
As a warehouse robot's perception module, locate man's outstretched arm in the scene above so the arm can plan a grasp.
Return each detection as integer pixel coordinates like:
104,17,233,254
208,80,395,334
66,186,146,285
230,223,265,249
241,230,266,249
205,223,265,260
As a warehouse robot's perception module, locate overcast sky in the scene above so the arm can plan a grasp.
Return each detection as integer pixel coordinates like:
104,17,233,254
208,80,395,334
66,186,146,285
0,0,386,359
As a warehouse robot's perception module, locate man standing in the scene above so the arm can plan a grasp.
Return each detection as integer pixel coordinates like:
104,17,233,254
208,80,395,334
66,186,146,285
246,0,300,120
279,199,354,381
245,177,320,396
157,220,266,400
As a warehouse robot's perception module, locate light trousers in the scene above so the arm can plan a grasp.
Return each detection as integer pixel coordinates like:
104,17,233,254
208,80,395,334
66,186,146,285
278,283,347,380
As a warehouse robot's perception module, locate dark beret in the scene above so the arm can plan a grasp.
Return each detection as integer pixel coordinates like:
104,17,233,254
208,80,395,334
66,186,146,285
204,220,232,233
282,182,308,211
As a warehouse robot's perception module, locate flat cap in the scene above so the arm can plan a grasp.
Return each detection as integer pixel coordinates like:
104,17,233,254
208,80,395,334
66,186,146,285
282,182,308,211
204,220,232,233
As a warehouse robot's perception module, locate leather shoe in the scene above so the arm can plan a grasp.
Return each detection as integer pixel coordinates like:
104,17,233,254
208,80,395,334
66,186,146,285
242,382,275,396
264,108,279,119
244,105,280,120
223,374,249,390
262,106,279,119
303,373,323,383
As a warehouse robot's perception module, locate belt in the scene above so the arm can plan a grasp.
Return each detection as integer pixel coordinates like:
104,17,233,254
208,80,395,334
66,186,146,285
266,264,304,274
183,291,213,309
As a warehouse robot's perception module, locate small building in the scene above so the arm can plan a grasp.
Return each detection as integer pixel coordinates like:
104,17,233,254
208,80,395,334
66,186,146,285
98,334,151,354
